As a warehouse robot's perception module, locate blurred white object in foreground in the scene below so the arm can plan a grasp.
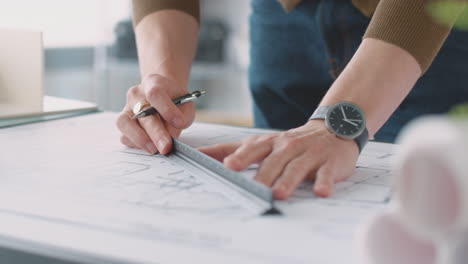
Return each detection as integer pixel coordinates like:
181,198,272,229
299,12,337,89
359,116,468,264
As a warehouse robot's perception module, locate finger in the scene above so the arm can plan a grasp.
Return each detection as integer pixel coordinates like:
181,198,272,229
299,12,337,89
272,155,316,200
116,112,158,154
167,123,183,139
313,151,356,197
198,142,241,162
178,102,196,126
138,115,172,155
313,163,339,197
254,146,305,187
120,135,139,149
223,141,273,171
143,83,188,129
125,85,141,107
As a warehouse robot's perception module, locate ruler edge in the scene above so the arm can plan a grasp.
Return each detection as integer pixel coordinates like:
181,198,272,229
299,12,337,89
171,138,275,205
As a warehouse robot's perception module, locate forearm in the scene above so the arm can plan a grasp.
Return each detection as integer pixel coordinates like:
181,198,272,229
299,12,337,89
135,10,199,89
320,38,421,137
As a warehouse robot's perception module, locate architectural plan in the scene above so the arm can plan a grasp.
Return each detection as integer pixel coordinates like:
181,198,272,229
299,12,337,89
0,112,396,263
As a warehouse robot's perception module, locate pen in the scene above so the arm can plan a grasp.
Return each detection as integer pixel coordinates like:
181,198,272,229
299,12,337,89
132,90,206,119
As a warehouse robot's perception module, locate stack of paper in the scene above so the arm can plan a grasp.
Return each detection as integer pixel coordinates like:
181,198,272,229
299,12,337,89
0,112,396,263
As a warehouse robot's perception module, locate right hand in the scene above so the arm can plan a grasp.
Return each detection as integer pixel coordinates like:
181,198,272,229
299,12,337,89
117,74,195,155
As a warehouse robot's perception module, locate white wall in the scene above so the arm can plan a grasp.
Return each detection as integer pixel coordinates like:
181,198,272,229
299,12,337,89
0,0,130,47
0,0,254,123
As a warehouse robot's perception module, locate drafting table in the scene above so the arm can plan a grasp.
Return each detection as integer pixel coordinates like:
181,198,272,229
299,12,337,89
0,112,395,263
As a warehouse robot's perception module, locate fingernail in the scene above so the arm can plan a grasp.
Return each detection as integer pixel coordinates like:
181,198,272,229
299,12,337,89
314,183,331,197
315,183,327,191
173,117,184,128
157,138,169,152
225,157,242,170
146,143,158,154
273,185,288,200
274,184,284,193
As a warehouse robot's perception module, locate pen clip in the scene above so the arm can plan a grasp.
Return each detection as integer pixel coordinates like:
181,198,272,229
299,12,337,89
175,91,206,104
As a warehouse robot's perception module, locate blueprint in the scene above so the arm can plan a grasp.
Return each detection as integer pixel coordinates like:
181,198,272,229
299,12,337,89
0,113,395,263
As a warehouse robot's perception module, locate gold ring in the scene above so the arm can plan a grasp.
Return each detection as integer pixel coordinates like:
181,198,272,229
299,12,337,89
132,101,150,115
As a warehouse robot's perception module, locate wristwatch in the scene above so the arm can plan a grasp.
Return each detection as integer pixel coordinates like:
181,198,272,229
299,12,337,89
309,102,369,153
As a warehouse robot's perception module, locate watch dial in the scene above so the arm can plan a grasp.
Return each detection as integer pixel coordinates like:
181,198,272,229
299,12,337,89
327,103,365,138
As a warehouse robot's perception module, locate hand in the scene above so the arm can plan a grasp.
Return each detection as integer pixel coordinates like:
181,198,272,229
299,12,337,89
117,74,195,155
199,120,360,199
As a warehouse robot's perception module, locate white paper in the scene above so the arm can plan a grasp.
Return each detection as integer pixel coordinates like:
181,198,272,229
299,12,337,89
0,113,395,263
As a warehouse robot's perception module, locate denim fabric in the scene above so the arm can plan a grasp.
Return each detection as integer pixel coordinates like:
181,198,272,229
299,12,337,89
249,0,468,143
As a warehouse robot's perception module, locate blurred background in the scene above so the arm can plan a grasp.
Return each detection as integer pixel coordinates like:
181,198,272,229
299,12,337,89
0,0,254,126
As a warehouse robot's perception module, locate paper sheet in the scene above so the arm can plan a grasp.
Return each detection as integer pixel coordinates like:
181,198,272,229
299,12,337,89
0,113,395,263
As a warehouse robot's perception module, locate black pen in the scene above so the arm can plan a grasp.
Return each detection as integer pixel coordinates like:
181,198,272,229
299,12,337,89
132,90,206,119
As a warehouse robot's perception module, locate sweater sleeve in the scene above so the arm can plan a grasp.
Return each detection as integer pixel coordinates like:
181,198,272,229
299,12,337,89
132,0,200,27
363,0,466,73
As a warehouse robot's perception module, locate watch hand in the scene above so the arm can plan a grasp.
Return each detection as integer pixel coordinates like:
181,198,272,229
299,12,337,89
344,120,358,127
340,106,347,120
346,119,363,122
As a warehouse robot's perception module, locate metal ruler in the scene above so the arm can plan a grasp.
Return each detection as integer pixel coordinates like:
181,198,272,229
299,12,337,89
169,139,281,215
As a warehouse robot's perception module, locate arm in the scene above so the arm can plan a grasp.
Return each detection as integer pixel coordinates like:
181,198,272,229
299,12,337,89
199,41,418,198
200,0,466,199
135,3,199,86
117,1,199,155
323,0,467,137
321,38,421,138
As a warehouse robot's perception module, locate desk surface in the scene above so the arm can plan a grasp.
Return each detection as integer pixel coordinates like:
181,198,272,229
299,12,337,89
0,112,395,264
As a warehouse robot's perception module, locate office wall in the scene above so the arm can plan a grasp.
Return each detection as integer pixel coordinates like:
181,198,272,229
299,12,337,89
0,0,253,126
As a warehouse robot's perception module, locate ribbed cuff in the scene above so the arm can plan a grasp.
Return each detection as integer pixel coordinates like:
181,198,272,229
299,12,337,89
132,0,200,27
278,0,302,12
352,0,380,17
364,0,457,73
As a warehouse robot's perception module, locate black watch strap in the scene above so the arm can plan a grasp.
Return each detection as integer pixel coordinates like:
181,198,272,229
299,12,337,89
355,129,369,153
309,106,369,153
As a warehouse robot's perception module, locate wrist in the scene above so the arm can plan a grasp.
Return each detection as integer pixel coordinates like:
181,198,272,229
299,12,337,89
309,104,368,153
319,38,421,138
305,119,361,154
142,73,189,93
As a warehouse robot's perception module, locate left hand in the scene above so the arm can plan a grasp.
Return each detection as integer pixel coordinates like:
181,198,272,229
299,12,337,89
198,120,360,199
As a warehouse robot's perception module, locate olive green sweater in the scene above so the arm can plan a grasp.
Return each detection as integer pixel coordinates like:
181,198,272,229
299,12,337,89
132,0,466,73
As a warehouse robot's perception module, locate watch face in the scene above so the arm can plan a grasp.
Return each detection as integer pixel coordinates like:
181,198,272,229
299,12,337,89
326,102,366,139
